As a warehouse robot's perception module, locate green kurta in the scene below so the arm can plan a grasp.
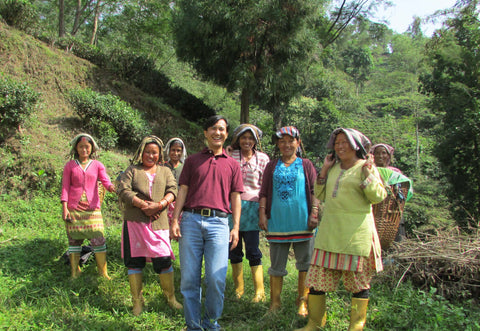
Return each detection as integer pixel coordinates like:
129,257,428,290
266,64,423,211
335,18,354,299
314,161,387,258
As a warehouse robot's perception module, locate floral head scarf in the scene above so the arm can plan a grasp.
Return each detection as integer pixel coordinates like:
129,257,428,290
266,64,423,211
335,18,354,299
231,124,263,151
164,137,187,163
326,128,371,159
131,135,164,166
69,133,100,159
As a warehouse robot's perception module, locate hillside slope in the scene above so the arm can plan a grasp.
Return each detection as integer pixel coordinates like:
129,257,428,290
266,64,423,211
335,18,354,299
0,22,204,195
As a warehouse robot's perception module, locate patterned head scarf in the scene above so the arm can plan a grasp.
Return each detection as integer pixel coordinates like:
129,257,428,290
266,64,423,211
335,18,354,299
274,126,303,156
326,128,371,159
69,133,100,159
131,135,164,166
231,124,263,151
164,137,187,163
371,144,394,156
371,143,395,167
275,126,300,140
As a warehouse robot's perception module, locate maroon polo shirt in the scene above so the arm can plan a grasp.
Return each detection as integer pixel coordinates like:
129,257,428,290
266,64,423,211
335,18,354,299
179,148,243,214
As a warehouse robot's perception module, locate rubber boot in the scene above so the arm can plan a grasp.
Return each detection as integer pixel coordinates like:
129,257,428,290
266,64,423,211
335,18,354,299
128,273,144,316
294,294,327,331
269,275,283,312
95,252,111,280
159,271,183,309
348,298,369,331
251,265,265,302
297,271,309,317
231,262,244,299
69,252,81,279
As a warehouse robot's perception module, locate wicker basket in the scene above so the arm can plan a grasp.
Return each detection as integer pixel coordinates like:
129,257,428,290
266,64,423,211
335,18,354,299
98,181,106,204
373,181,409,250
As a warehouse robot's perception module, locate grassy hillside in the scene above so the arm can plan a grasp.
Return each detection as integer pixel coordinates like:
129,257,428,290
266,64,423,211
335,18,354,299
1,22,480,331
0,21,206,193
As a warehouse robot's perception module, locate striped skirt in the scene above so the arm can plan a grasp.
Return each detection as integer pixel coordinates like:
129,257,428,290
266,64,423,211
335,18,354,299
66,193,104,240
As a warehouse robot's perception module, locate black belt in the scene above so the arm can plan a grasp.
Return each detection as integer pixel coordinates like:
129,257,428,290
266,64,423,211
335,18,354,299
183,208,228,218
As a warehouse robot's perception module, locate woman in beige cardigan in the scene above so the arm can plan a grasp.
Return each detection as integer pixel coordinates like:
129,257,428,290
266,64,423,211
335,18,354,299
117,135,182,316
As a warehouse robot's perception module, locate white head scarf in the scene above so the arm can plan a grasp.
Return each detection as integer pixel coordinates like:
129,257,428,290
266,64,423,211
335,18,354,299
164,137,187,163
69,133,100,159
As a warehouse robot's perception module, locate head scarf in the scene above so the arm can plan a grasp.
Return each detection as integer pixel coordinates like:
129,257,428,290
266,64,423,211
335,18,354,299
326,128,371,159
164,137,187,163
69,133,100,159
274,126,303,156
371,143,394,156
371,143,398,168
131,135,164,166
231,124,263,151
275,126,300,140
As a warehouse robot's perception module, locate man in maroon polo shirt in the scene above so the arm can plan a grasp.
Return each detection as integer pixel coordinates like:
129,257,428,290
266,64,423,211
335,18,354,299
171,115,243,331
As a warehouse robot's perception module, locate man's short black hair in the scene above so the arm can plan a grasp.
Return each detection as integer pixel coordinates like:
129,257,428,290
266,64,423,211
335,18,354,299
203,115,229,132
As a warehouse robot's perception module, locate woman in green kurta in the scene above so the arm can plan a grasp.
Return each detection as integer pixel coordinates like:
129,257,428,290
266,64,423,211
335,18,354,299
296,128,387,331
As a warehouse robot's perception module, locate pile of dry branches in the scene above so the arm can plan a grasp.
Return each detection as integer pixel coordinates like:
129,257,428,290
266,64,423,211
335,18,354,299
378,227,480,300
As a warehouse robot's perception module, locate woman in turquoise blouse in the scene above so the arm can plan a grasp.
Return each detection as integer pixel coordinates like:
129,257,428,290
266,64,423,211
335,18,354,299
259,126,319,317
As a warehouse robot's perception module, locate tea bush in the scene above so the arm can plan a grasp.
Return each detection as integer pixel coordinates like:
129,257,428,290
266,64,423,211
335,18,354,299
0,75,39,142
68,88,149,149
0,0,37,32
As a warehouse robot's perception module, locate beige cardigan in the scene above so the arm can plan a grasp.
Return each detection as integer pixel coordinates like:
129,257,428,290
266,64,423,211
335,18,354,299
117,164,177,230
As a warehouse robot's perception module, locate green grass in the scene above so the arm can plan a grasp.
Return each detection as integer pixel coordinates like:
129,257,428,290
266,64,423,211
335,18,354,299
0,194,479,330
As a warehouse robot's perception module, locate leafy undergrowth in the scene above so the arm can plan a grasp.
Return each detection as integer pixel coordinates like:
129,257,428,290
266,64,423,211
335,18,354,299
1,195,479,330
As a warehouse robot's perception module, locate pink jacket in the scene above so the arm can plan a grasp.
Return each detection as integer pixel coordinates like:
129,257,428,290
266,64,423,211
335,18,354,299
61,160,114,210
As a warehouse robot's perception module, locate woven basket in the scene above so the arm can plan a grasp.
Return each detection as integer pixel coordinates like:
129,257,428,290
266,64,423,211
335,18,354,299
98,181,106,204
373,181,409,250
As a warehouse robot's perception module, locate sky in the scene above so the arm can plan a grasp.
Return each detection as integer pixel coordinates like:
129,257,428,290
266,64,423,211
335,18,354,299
374,0,458,36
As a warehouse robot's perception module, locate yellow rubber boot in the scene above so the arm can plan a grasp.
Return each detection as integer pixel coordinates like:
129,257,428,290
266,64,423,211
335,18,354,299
159,271,183,309
69,252,81,279
295,294,327,331
297,271,309,317
128,273,144,316
348,298,369,331
251,265,265,302
231,262,244,299
269,275,283,312
95,252,111,280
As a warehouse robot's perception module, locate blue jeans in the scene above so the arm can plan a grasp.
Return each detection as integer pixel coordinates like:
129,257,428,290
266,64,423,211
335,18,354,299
179,212,230,331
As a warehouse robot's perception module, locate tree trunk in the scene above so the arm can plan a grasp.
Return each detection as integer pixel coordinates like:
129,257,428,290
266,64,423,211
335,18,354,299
89,0,101,45
415,119,420,174
58,0,65,37
71,0,82,36
272,104,283,130
240,88,250,124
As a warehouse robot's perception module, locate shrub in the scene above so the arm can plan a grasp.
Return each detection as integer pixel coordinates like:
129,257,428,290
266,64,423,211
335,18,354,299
86,118,118,150
50,38,216,122
0,0,38,32
68,88,149,149
0,75,39,141
55,36,107,66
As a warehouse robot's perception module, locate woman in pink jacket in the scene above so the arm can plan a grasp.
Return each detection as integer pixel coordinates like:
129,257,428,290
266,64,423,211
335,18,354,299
61,133,115,279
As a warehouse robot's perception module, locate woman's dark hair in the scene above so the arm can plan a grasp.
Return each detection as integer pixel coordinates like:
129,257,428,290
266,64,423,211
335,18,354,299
203,115,229,132
73,135,95,159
